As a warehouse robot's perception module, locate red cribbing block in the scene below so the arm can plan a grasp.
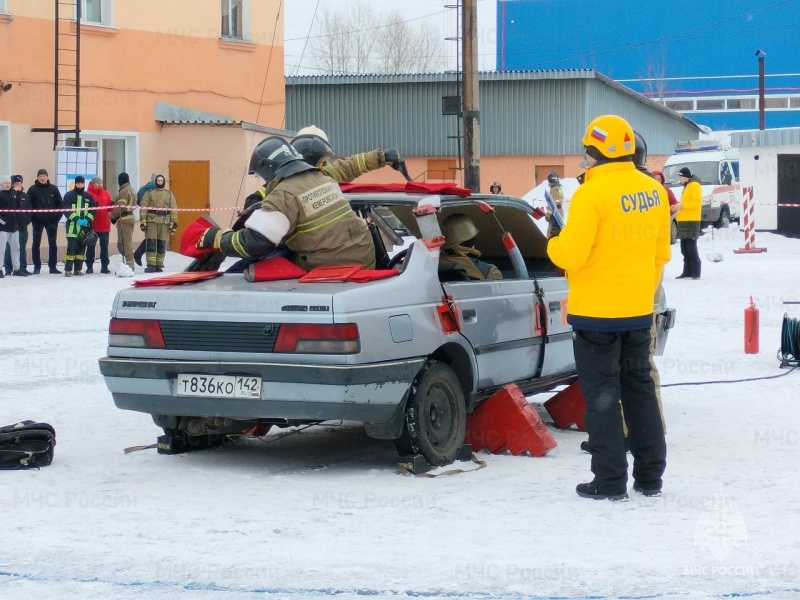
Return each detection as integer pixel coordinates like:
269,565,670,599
465,384,557,457
543,382,587,431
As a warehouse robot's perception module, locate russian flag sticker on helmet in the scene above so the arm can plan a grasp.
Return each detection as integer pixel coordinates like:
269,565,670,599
590,127,608,142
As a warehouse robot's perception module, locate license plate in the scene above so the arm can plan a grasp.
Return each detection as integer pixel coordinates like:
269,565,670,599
176,374,262,399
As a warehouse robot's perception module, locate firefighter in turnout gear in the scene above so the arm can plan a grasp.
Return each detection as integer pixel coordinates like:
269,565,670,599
63,176,96,276
111,172,137,270
196,136,375,270
291,125,404,184
438,213,502,281
140,174,178,272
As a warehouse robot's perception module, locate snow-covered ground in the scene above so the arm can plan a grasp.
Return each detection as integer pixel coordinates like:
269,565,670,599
2,227,800,600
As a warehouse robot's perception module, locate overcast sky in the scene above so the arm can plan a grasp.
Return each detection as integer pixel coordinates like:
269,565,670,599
284,0,498,75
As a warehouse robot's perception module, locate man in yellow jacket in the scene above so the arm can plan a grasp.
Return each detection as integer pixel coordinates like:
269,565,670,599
674,166,703,279
547,114,671,501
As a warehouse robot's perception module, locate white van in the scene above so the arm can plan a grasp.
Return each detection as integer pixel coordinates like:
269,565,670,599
662,142,741,228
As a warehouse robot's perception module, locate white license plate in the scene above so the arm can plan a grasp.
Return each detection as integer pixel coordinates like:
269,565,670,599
176,374,262,399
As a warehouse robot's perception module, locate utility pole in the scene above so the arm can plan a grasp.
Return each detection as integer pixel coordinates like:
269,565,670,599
756,49,766,131
462,0,480,192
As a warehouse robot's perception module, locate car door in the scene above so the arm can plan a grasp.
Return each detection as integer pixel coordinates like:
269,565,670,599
442,277,540,389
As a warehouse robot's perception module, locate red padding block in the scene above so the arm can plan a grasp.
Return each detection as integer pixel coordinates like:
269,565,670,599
543,382,587,431
465,384,557,457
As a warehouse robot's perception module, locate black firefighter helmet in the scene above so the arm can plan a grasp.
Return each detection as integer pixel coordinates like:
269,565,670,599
633,130,648,171
248,136,316,183
291,125,334,167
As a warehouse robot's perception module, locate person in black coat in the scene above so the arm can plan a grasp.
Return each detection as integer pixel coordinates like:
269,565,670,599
28,169,64,274
0,175,23,277
4,175,31,275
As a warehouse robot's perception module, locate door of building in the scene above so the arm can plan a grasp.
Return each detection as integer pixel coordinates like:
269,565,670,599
777,154,800,238
168,161,210,251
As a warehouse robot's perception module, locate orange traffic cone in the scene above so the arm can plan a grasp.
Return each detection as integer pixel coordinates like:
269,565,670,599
465,384,557,457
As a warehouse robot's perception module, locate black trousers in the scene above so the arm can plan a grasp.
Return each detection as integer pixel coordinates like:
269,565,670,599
85,231,110,269
572,328,667,493
31,221,60,271
680,238,701,278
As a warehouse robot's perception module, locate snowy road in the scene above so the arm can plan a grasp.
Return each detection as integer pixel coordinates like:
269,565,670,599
2,228,799,600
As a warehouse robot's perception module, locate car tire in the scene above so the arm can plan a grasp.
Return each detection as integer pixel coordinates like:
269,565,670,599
393,361,466,466
670,219,678,245
714,207,730,229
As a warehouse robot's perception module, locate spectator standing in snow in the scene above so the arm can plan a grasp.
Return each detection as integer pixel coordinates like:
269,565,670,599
111,172,137,270
133,174,156,267
547,115,670,501
28,168,63,274
85,176,112,273
675,166,702,280
4,175,31,275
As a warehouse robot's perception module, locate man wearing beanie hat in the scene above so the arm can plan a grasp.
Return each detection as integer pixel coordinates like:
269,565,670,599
28,168,63,274
85,176,112,273
0,175,19,277
674,166,702,280
111,172,137,270
4,175,31,275
62,175,96,276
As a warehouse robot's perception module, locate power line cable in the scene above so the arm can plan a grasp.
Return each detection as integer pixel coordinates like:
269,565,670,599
283,0,321,129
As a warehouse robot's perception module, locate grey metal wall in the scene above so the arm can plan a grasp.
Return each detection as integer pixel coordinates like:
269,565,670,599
286,72,699,158
583,79,700,156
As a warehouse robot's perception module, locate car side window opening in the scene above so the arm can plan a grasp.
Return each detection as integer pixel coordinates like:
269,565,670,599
720,162,733,185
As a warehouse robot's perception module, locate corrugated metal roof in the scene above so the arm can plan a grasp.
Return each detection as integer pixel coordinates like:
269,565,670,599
285,69,600,85
285,70,701,157
731,127,800,148
155,102,239,125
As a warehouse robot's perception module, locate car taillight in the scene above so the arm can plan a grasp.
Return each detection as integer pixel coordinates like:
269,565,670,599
274,323,360,354
108,318,166,349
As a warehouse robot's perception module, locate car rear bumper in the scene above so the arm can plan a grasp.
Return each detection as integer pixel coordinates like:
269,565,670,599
98,356,425,423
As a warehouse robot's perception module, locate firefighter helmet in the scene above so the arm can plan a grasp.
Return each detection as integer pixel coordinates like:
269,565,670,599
581,115,635,159
248,136,315,182
442,213,479,246
547,171,560,184
292,125,335,167
633,130,648,169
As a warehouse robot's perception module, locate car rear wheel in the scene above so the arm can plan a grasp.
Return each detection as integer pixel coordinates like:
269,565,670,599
393,361,466,466
670,219,678,245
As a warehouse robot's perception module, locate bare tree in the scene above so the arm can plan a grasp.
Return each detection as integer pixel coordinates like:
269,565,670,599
639,46,670,102
307,5,446,75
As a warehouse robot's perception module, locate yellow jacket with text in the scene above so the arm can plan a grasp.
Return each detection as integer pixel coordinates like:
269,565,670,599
547,161,671,331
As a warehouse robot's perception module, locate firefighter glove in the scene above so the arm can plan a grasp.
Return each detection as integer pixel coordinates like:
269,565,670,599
76,218,89,228
196,226,224,251
140,221,148,232
548,219,562,239
384,148,402,168
169,222,178,234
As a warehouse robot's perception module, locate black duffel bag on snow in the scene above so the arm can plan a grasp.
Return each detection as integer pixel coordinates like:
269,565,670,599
0,421,56,470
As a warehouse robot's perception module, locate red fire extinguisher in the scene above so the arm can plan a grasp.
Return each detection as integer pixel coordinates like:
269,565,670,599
745,295,760,354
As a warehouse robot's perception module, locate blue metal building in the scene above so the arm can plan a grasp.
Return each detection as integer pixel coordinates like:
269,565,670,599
497,0,800,130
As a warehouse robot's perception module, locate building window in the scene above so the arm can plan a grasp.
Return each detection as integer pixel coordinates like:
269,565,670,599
727,98,756,110
763,97,789,109
696,99,725,111
65,136,129,199
426,159,457,182
0,1,8,14
791,97,800,109
0,122,11,178
665,100,693,111
78,0,113,25
221,0,248,40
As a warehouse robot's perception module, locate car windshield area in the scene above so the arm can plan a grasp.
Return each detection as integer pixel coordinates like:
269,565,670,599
663,162,722,186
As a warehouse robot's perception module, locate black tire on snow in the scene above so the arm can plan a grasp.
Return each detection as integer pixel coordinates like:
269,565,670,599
393,361,467,466
714,207,730,229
